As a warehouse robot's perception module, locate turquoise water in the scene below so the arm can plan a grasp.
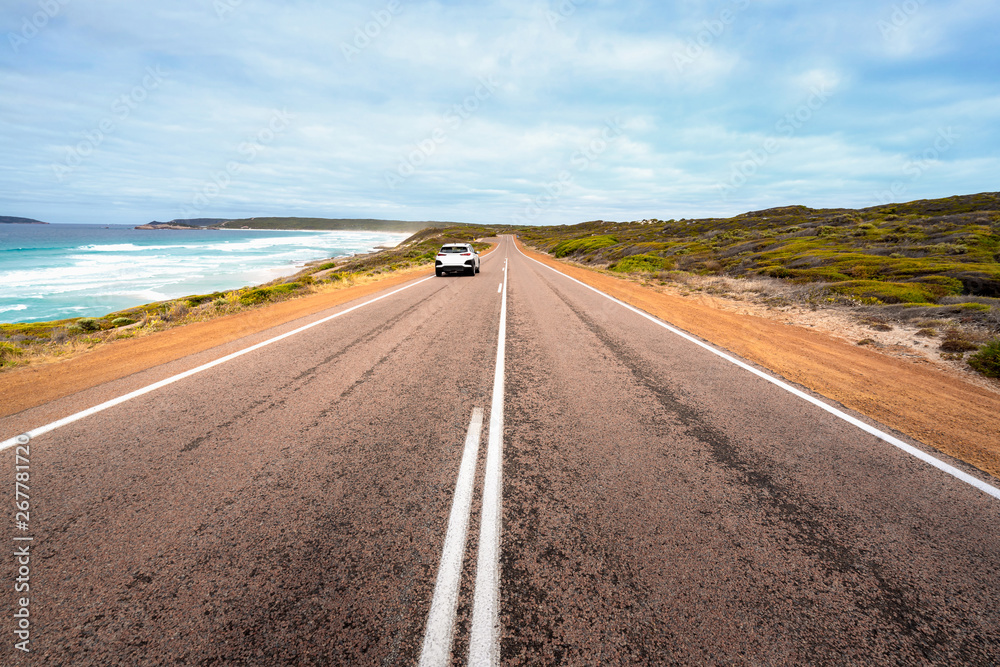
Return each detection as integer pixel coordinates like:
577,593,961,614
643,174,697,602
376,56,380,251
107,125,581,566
0,224,410,323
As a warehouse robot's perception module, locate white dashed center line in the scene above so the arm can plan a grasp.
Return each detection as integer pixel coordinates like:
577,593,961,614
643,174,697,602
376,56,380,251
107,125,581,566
419,408,484,667
419,245,510,666
469,255,508,666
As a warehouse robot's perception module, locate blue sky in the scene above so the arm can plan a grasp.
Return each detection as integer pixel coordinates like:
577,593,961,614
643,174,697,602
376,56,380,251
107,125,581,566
1,0,998,225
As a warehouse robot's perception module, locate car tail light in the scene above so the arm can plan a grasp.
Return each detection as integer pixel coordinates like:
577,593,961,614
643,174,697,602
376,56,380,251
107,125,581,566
461,253,471,256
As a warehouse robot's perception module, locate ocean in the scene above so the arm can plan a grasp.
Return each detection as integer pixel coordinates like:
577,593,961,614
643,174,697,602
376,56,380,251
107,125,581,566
0,224,411,324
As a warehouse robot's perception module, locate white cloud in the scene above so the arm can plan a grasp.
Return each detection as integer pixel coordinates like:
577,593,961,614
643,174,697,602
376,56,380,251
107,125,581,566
0,0,998,224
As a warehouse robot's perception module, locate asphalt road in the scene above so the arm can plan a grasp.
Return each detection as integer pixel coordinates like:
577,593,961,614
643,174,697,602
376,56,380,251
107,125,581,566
3,236,999,665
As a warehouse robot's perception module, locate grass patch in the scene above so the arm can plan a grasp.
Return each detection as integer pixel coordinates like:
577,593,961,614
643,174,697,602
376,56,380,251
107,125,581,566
0,341,24,367
968,339,1000,378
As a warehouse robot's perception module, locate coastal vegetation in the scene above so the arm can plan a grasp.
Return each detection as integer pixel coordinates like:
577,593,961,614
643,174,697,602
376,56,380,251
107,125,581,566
514,192,1000,379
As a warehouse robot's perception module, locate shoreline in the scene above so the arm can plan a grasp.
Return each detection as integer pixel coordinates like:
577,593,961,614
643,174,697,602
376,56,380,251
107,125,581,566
0,226,495,375
0,230,408,326
0,265,434,427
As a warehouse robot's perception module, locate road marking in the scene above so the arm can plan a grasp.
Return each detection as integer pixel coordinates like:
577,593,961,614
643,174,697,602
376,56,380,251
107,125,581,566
470,254,508,666
497,283,502,293
0,275,438,451
419,408,484,667
515,242,1000,502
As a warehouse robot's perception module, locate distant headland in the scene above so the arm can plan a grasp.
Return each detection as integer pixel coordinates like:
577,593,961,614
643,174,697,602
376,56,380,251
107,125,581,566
0,216,49,225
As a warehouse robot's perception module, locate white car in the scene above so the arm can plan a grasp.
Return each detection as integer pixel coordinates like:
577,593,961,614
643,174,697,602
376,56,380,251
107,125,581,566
435,243,480,277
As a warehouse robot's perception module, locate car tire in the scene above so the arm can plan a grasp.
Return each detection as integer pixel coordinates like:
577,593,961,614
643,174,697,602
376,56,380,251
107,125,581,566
435,268,443,277
475,263,480,274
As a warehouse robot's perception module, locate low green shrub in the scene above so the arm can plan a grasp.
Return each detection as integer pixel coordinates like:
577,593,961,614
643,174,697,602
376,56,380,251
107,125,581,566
829,280,937,304
76,318,101,331
914,275,964,296
185,292,224,307
111,317,135,327
786,267,852,282
968,339,1000,378
552,235,618,258
955,302,991,312
270,282,302,294
238,289,271,306
610,254,672,273
237,282,304,306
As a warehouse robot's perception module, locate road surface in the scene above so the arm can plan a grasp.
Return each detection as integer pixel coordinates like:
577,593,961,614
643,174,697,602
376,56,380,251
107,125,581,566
3,236,999,665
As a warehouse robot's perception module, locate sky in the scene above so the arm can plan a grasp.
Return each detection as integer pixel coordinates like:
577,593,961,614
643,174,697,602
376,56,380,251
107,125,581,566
1,0,998,226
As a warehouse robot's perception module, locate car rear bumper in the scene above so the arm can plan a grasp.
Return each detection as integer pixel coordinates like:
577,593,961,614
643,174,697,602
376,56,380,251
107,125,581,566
436,260,476,271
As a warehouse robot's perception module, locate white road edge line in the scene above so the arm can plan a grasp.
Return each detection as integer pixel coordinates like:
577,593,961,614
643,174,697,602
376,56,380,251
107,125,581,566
419,407,484,667
469,251,509,666
0,275,438,452
514,242,1000,502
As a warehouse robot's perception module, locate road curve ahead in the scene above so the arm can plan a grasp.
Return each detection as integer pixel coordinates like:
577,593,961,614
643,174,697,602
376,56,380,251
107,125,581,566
3,236,999,665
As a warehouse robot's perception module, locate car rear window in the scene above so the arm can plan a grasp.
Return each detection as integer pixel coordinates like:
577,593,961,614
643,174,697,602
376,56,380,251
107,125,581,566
440,246,467,253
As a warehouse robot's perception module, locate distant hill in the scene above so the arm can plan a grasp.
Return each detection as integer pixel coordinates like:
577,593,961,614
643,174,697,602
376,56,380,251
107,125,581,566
0,216,48,224
217,217,467,233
